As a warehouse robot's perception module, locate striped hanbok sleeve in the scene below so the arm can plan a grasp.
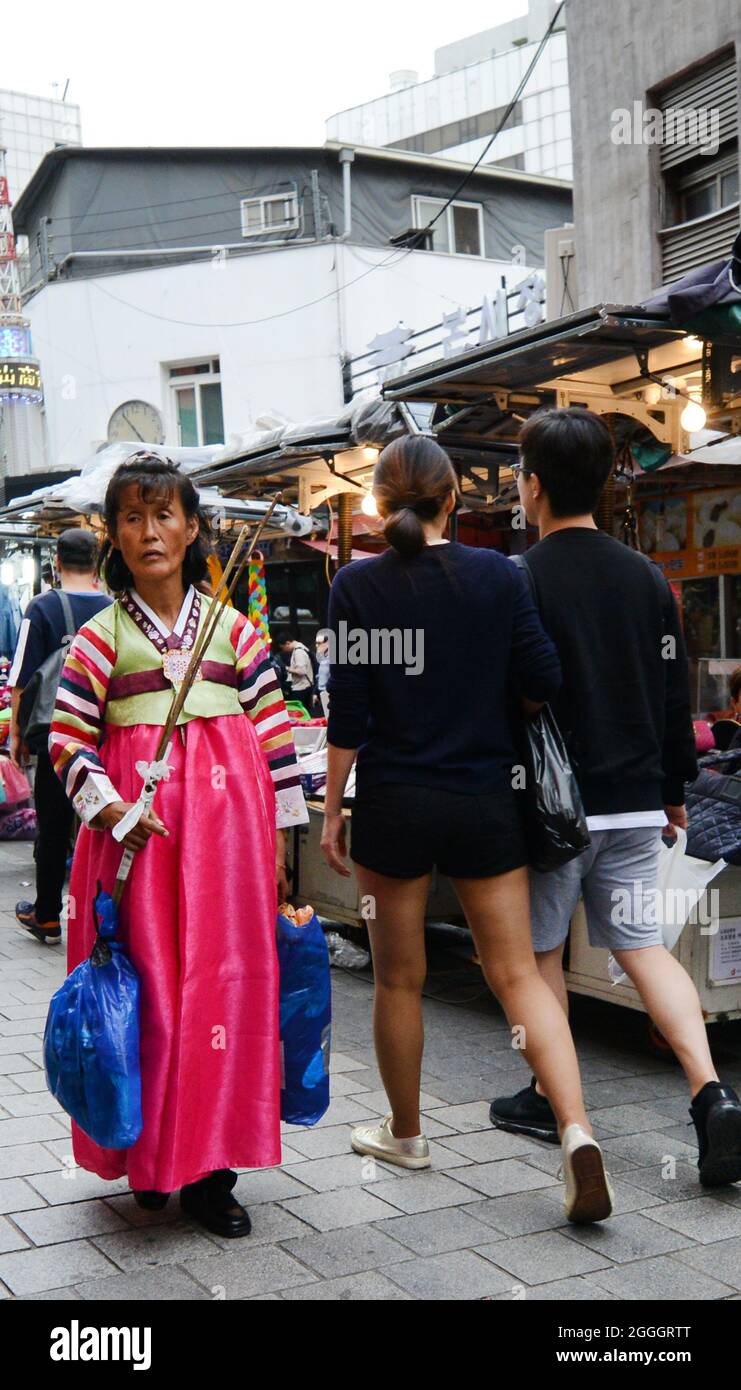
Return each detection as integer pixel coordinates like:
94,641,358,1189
48,619,121,827
230,612,308,829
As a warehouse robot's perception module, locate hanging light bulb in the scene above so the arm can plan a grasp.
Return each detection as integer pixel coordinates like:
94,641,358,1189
680,398,707,432
0,560,14,586
684,336,703,355
363,447,380,461
21,555,35,584
361,491,379,517
644,382,662,406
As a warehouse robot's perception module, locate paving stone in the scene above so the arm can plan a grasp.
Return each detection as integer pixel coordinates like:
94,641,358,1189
0,1077,22,1098
450,1159,559,1200
350,1087,446,1114
75,1266,213,1300
12,1071,51,1093
0,1142,62,1180
283,1096,377,1131
0,1092,64,1118
91,1221,221,1271
0,1176,47,1214
183,1244,317,1298
0,1214,31,1253
19,1287,82,1300
0,1017,48,1036
280,1153,403,1194
0,1114,68,1146
0,1054,38,1076
375,1206,501,1257
587,1254,736,1301
364,1171,484,1214
588,1103,690,1136
417,1102,493,1133
0,1034,43,1055
492,1276,617,1301
385,1249,514,1300
457,1192,570,1239
231,1168,312,1205
281,1270,412,1300
102,1194,184,1229
672,1237,741,1292
328,1052,370,1073
27,1168,130,1205
13,1199,129,1246
562,1211,692,1263
204,1202,316,1250
436,1128,542,1163
643,1196,741,1244
280,1223,410,1277
601,1129,696,1167
326,1072,371,1098
279,1187,401,1232
0,1239,116,1294
477,1230,611,1284
279,1123,359,1160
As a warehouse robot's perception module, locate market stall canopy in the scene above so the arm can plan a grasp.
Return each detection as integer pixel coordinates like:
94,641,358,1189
0,442,315,536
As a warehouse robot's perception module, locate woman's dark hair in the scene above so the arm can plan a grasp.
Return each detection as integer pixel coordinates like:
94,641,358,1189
518,407,614,518
373,435,460,558
99,451,213,594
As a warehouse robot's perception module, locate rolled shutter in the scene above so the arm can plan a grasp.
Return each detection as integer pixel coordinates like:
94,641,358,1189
656,49,737,171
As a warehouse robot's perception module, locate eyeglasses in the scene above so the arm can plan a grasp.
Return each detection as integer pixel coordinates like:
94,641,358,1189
511,459,532,478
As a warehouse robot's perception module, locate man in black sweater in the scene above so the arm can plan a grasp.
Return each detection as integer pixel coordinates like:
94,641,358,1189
490,407,741,1188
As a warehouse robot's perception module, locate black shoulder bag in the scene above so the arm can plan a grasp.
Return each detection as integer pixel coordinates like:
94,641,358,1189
512,555,591,873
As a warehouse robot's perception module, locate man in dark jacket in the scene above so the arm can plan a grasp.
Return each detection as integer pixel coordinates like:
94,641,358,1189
9,529,111,944
491,407,741,1189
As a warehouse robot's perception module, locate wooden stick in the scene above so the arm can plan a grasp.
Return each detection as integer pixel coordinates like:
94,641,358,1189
110,497,281,904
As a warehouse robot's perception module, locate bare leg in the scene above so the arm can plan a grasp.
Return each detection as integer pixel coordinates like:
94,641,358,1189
613,945,718,1096
354,865,431,1139
452,868,590,1136
533,943,569,1096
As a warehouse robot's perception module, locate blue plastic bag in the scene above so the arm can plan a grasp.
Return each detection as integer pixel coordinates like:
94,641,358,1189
44,885,142,1149
277,907,331,1126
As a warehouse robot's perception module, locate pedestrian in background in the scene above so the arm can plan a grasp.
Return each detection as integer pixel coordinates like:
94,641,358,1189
9,529,111,945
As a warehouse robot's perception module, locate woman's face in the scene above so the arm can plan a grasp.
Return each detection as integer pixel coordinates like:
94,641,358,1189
110,483,199,588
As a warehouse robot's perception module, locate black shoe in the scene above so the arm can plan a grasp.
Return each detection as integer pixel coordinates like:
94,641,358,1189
489,1076,559,1144
180,1169,251,1238
15,901,61,944
132,1189,170,1211
690,1081,741,1187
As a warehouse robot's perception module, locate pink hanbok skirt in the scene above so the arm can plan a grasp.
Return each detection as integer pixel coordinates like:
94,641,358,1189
65,713,280,1191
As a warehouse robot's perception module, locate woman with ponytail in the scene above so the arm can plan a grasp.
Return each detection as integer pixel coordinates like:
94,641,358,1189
320,435,614,1224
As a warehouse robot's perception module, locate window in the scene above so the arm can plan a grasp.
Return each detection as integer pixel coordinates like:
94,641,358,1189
678,151,740,222
412,196,484,257
168,361,224,446
240,192,299,238
389,102,522,156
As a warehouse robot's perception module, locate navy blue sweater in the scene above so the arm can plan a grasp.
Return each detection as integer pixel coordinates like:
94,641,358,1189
327,542,561,796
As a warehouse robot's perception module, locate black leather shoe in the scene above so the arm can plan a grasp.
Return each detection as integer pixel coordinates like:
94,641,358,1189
690,1081,741,1187
489,1076,560,1144
132,1189,170,1210
180,1170,251,1238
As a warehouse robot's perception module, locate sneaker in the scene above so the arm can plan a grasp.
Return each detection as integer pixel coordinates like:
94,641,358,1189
350,1113,431,1169
489,1076,559,1144
15,901,61,945
560,1123,614,1224
690,1081,741,1187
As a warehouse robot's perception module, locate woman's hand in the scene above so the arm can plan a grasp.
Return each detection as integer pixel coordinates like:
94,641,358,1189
321,811,351,877
91,800,168,852
276,828,289,904
9,725,28,769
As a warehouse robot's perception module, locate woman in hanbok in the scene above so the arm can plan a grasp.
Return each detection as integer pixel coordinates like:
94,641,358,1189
49,451,308,1237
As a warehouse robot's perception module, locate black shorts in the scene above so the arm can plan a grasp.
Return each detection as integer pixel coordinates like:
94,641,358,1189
350,783,527,880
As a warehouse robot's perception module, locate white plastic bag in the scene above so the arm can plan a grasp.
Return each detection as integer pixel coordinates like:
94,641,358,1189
608,827,726,985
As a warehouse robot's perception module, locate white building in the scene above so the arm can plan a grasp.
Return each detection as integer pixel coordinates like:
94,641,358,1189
12,143,571,473
0,89,81,202
326,1,571,180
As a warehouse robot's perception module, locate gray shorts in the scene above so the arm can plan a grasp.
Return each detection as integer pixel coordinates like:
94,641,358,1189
529,827,664,954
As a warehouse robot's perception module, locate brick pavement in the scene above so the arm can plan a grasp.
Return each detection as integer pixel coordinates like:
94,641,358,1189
0,841,740,1302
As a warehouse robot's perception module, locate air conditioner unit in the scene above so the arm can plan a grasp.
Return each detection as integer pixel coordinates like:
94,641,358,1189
544,222,578,321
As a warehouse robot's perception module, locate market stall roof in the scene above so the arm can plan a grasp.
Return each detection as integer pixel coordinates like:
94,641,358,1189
0,443,315,536
382,304,698,404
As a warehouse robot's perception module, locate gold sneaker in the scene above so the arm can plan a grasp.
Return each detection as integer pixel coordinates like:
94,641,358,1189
351,1113,431,1169
560,1123,614,1224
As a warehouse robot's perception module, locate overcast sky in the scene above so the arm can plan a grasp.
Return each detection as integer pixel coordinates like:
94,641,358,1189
6,0,529,148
